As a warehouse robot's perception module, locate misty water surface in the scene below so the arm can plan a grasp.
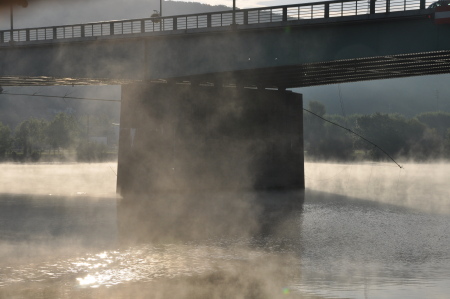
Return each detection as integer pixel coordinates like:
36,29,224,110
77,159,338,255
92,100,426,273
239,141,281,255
0,162,449,298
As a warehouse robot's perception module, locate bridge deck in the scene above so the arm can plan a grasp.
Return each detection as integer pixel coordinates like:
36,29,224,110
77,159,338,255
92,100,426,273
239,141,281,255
1,0,450,87
0,0,433,44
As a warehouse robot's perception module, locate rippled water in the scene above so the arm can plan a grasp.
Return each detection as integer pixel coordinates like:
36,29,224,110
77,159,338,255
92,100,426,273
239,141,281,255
0,162,449,298
298,191,450,299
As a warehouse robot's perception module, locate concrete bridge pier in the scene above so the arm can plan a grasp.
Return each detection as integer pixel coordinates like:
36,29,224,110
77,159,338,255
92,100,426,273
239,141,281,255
117,83,304,243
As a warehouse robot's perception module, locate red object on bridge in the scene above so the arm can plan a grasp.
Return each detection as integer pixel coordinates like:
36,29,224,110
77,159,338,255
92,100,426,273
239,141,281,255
435,6,450,24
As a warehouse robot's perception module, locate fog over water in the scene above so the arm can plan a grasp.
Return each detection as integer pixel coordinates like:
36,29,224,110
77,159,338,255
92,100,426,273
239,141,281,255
0,162,449,298
305,161,450,214
0,163,117,197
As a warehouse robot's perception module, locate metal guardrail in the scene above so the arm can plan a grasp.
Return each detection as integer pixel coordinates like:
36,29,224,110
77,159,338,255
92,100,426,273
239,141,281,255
0,0,431,44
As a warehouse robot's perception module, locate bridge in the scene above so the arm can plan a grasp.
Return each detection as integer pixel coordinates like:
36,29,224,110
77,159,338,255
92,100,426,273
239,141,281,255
2,0,450,240
1,0,450,89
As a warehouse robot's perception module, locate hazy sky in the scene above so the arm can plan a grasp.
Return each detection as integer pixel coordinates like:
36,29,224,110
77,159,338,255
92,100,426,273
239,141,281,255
0,0,313,29
172,0,310,8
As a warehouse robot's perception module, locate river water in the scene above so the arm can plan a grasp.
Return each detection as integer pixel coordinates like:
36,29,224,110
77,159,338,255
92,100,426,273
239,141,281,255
0,162,449,298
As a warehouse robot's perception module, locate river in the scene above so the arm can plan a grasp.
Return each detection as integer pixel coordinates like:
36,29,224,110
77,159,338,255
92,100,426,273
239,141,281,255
0,162,449,298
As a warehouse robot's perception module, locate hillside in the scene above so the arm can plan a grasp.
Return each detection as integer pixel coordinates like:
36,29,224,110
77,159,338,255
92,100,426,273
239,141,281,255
0,0,231,28
297,74,450,117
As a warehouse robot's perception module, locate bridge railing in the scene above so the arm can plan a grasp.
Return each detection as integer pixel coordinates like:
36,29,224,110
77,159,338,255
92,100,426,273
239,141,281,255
0,0,431,44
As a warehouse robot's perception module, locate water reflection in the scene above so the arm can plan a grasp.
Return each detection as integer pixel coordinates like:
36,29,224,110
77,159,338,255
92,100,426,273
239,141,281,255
1,240,302,298
118,191,304,244
1,163,450,299
0,191,304,298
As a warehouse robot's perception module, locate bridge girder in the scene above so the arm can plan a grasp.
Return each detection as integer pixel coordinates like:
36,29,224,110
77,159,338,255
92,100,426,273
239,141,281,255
1,9,450,87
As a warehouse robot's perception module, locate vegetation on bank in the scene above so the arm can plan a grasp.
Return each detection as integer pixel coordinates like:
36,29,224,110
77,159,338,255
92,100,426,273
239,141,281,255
0,112,118,162
2,101,450,163
304,101,450,161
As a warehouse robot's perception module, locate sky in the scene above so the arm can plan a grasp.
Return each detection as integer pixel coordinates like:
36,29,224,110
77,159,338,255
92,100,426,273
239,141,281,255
171,0,308,8
0,0,313,29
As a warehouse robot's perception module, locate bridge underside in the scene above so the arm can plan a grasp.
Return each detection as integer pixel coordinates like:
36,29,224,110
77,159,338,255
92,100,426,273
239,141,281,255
2,50,450,88
182,50,450,89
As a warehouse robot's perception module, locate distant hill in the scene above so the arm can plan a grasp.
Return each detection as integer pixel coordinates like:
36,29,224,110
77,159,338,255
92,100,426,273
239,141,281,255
0,0,231,28
296,74,450,117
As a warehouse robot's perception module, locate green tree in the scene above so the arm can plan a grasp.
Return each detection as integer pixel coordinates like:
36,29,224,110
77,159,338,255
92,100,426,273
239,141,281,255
445,129,450,158
410,127,445,160
318,114,355,160
76,141,108,162
308,101,326,117
304,101,356,160
416,112,450,138
304,101,327,158
78,113,114,140
0,121,12,160
355,113,426,160
47,112,80,151
15,118,49,159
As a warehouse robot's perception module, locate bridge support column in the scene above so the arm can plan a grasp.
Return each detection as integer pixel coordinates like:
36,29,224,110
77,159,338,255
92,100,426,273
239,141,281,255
117,83,304,242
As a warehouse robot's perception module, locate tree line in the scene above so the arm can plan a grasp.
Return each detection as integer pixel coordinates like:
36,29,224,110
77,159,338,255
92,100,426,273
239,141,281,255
0,112,117,162
304,101,450,161
2,102,450,163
